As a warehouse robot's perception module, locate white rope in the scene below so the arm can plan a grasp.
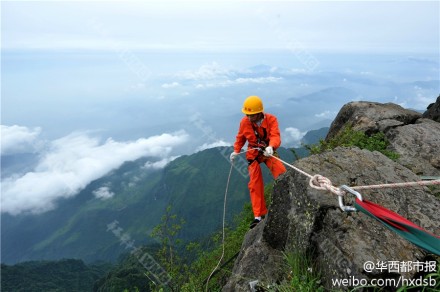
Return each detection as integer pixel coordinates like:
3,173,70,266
267,153,439,196
351,179,440,191
269,153,313,179
205,147,264,290
205,163,233,292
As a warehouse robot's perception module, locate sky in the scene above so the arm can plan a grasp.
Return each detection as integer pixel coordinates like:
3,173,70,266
2,1,438,53
1,0,439,215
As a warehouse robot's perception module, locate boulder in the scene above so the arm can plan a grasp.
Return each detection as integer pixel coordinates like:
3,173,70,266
325,101,421,140
423,95,440,122
326,101,440,176
224,100,440,291
386,119,440,176
223,147,440,291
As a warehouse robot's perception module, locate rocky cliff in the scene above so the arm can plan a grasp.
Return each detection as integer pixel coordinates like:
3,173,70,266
223,99,440,291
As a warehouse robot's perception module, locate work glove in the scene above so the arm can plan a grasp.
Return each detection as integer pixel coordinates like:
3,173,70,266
230,151,239,162
264,146,273,157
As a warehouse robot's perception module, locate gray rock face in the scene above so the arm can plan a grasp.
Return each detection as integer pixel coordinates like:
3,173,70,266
224,148,440,291
326,101,421,140
326,101,440,176
423,95,440,122
224,101,440,291
387,119,440,175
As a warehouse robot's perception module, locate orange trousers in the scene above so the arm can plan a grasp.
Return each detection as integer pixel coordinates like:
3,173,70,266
247,155,286,217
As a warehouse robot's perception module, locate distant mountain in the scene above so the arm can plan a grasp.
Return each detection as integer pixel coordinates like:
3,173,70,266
301,127,329,145
287,87,359,103
1,146,297,264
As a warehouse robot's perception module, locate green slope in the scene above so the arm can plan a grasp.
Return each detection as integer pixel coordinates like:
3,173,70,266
1,259,112,292
1,147,295,265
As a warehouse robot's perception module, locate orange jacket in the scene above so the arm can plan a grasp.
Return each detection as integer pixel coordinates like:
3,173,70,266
233,113,282,160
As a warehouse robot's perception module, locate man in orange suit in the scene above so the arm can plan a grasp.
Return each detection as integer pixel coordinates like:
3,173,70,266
230,96,286,229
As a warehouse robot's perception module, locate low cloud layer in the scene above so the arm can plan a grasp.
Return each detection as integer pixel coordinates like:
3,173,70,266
283,127,307,147
1,127,188,215
1,125,42,155
93,186,115,200
196,140,231,152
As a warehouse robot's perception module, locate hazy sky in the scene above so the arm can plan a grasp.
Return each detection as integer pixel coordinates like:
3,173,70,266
2,1,439,53
2,1,439,215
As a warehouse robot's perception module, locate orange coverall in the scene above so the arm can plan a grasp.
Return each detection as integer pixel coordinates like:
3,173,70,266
233,113,286,217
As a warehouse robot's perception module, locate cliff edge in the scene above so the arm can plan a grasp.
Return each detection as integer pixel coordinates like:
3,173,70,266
223,99,440,291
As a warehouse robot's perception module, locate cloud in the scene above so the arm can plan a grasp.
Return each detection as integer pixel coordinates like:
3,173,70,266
161,82,180,88
176,62,232,80
1,125,42,155
231,77,282,85
196,140,231,152
93,186,114,200
143,156,180,170
283,127,306,147
1,130,189,215
315,110,337,119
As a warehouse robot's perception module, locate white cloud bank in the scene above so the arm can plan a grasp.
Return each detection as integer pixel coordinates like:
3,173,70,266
283,127,307,147
1,125,42,155
143,156,180,170
93,186,115,200
196,140,231,152
1,128,189,215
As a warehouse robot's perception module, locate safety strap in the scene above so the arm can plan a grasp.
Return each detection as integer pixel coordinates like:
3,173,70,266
268,153,440,255
354,198,440,255
251,120,268,148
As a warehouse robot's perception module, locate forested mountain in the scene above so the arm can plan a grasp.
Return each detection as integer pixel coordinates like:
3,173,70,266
1,259,112,292
2,128,329,291
2,146,299,264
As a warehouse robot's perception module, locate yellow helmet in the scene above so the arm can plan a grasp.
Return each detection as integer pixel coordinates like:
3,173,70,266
242,95,264,115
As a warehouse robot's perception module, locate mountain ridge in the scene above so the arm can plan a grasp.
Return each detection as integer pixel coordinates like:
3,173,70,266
1,143,305,264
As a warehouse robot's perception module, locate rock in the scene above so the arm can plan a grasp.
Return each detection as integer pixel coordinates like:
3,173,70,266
221,219,285,292
326,101,440,176
326,101,421,140
224,100,440,291
386,119,440,175
222,174,292,292
224,147,440,291
423,95,440,122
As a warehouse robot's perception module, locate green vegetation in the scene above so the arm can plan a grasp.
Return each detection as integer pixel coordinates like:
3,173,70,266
262,251,325,292
180,202,254,291
147,200,256,291
306,125,400,161
1,259,111,292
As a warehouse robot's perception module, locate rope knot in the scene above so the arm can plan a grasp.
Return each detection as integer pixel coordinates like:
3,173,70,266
309,174,343,196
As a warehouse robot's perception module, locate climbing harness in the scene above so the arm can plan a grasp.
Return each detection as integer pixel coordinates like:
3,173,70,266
267,153,440,255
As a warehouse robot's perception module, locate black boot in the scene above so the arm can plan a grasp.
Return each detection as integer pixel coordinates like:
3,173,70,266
249,218,261,229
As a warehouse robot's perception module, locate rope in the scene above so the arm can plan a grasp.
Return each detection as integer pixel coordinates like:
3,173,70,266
268,152,440,196
269,153,313,179
205,162,233,292
266,151,440,254
205,147,264,290
206,148,440,290
351,180,440,191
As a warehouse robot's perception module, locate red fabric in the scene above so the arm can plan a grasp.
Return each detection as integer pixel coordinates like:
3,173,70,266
233,113,282,161
233,113,286,217
355,198,440,238
248,157,286,217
